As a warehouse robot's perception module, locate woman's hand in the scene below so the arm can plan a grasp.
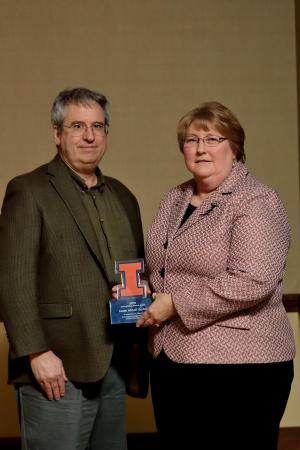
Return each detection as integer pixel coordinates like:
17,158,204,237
136,292,177,328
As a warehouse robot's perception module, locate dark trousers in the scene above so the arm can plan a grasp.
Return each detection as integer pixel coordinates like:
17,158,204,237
150,351,293,450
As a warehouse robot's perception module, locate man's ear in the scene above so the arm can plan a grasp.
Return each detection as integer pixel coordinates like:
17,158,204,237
53,126,61,146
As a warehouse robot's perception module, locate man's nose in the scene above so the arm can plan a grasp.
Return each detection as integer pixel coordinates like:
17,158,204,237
83,126,95,140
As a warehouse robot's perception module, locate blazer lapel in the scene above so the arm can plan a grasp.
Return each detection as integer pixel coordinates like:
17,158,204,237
166,182,194,242
170,163,248,239
47,155,108,278
172,190,222,239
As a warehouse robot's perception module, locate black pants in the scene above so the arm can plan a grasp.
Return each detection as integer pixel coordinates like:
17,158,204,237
150,351,293,450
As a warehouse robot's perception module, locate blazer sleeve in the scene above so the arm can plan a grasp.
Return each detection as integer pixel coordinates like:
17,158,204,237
172,189,291,331
0,176,49,357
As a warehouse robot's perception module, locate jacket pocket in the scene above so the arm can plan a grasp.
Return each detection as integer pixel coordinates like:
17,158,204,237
38,302,72,318
215,313,250,330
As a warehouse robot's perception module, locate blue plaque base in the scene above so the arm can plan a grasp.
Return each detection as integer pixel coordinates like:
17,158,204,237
109,297,152,324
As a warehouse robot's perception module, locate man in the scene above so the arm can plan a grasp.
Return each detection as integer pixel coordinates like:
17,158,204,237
0,88,145,450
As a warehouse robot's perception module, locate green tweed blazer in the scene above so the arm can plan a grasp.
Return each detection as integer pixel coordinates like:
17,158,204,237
0,155,144,384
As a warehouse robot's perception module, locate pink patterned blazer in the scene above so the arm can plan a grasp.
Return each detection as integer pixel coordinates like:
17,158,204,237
146,162,295,364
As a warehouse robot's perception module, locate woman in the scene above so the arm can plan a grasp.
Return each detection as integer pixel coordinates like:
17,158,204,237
137,102,295,450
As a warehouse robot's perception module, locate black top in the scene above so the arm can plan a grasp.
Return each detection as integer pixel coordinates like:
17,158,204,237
180,203,197,227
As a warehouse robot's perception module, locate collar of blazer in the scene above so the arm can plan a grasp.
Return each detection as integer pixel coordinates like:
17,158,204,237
47,154,110,282
167,162,249,240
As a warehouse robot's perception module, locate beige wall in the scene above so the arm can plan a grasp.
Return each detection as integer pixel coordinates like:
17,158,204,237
0,0,299,436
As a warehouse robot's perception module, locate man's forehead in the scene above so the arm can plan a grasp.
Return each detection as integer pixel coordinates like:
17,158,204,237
64,101,104,120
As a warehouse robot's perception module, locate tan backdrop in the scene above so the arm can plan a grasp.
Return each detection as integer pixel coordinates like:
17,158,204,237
0,0,299,436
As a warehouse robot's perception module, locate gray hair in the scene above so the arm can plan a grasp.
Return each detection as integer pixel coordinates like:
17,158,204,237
51,87,110,128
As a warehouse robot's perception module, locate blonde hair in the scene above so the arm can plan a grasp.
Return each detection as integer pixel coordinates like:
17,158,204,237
177,101,245,162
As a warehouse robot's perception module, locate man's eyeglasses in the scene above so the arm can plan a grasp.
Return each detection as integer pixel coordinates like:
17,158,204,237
183,135,228,148
62,122,109,137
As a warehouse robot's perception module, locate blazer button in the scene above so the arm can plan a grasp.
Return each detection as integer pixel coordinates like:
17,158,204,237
159,268,165,278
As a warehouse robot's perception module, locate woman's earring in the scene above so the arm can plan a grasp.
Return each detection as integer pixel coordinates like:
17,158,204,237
232,159,236,168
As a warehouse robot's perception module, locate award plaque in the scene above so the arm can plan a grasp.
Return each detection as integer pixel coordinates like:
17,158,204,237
109,258,152,324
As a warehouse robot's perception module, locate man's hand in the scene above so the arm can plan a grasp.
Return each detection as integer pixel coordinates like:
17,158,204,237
29,350,68,400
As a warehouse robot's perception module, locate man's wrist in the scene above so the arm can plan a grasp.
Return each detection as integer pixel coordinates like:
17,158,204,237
29,351,49,361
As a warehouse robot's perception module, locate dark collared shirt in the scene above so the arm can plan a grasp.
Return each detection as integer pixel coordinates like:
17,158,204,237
68,166,136,285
